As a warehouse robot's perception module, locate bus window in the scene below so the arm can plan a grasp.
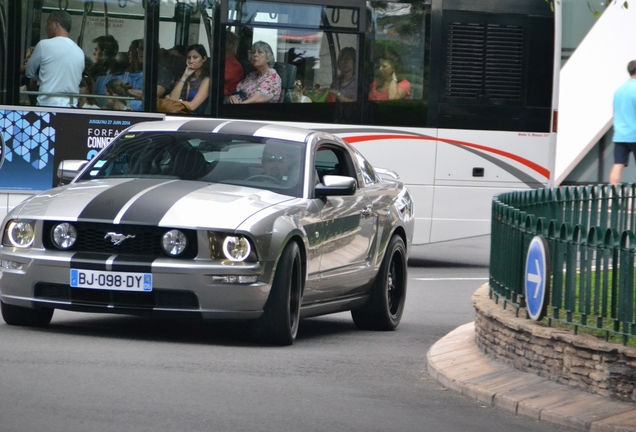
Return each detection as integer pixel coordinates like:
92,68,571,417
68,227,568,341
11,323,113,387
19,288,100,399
157,2,213,116
367,2,430,127
21,0,145,109
223,1,362,109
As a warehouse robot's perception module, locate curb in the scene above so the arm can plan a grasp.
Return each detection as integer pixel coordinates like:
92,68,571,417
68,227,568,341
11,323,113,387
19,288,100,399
427,323,636,432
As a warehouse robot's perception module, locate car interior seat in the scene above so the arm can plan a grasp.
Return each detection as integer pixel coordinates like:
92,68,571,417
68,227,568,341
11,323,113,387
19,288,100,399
274,62,297,103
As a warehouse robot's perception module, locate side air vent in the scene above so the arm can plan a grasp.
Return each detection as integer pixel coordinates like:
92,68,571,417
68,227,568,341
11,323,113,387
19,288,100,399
444,23,524,102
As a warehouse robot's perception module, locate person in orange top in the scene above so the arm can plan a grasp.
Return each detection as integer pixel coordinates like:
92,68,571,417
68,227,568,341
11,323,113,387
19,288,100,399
369,50,410,101
224,31,244,95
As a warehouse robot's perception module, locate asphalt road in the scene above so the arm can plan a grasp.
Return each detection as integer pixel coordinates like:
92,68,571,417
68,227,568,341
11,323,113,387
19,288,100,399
0,236,575,432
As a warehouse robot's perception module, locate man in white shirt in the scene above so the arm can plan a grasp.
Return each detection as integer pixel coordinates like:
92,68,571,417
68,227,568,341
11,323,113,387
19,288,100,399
26,10,85,107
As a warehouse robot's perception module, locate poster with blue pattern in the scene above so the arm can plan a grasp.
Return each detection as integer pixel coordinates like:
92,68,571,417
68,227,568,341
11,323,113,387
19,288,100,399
0,106,163,191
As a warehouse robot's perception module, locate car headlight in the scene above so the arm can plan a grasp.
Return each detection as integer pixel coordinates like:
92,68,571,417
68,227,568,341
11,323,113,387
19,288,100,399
222,235,252,262
162,229,188,256
208,232,257,262
4,220,36,248
51,223,78,250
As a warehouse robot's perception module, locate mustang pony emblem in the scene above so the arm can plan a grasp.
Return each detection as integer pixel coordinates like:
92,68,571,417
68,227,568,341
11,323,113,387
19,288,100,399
104,232,136,245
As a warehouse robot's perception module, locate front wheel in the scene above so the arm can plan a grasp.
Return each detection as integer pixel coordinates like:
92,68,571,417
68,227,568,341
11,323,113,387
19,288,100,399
251,241,304,345
1,301,54,327
352,235,407,331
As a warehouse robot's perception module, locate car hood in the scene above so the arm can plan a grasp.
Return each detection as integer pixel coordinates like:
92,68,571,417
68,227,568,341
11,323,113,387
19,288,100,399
12,178,295,230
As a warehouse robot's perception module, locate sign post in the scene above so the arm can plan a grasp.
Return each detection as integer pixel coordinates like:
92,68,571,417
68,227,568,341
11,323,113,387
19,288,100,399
525,235,551,321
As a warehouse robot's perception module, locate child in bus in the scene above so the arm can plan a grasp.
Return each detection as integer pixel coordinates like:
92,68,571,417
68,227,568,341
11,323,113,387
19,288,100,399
103,79,132,111
78,74,100,109
369,50,410,101
166,44,210,115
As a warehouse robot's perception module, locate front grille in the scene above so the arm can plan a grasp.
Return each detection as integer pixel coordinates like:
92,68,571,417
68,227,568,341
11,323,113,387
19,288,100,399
34,283,199,309
42,222,198,259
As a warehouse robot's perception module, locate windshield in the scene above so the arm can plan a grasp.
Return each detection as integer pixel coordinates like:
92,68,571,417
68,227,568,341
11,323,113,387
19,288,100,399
77,132,306,197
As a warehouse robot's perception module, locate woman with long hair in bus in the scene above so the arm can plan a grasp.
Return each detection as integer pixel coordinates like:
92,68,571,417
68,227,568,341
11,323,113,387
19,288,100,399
369,50,410,101
226,41,281,104
166,44,210,115
103,79,132,111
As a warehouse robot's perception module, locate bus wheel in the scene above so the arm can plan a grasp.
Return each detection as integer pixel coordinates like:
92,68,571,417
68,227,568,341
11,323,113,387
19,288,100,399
352,235,407,331
252,241,303,345
1,301,54,327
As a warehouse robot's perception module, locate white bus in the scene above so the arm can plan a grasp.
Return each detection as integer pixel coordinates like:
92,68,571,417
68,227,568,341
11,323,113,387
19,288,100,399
0,0,560,245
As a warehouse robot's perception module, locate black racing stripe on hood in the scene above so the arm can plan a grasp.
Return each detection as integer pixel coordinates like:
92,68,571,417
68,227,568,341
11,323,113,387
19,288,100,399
112,255,155,273
70,252,111,271
119,180,209,225
78,179,172,222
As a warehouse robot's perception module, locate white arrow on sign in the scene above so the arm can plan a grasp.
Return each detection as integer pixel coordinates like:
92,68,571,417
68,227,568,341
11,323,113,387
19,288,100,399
527,258,542,298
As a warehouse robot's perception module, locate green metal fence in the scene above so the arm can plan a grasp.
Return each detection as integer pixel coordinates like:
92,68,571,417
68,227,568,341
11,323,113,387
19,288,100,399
490,184,636,344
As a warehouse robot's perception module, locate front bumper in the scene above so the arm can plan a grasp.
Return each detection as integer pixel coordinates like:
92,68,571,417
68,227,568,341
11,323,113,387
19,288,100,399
0,247,271,320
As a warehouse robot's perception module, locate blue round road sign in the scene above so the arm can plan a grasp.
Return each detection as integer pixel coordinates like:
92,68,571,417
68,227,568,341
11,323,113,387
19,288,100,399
525,236,550,321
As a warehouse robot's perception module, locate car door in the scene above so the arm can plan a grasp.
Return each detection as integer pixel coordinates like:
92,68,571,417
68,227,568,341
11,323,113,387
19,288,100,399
311,143,377,300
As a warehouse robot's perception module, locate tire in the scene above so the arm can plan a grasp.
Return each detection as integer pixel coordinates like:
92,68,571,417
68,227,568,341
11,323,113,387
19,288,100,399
252,241,304,345
1,301,54,327
352,235,407,331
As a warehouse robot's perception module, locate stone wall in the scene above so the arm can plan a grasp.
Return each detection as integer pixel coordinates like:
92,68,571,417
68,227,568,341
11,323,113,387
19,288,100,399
473,284,636,403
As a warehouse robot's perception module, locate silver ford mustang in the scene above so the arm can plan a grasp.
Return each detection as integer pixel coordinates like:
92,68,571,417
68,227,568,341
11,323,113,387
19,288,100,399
0,119,414,345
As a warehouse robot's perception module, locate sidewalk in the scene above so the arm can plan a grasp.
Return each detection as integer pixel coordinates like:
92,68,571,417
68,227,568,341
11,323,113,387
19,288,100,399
427,323,636,432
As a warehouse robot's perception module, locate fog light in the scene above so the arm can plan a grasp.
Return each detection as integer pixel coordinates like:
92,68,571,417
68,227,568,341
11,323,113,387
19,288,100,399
212,275,259,284
162,229,187,256
1,260,23,270
51,223,78,250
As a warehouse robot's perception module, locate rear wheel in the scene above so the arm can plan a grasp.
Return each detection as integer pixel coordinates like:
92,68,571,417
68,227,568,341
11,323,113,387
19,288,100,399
252,241,304,345
1,301,54,327
352,235,407,331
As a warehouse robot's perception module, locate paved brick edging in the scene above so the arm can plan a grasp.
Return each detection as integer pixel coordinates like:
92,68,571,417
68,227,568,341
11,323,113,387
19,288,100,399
473,284,636,403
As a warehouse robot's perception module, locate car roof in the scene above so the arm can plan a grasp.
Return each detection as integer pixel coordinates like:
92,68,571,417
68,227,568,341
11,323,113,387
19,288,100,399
126,119,316,144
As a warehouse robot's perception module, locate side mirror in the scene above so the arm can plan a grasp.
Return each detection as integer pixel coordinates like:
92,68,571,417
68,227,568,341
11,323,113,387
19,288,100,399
57,160,89,181
315,175,356,196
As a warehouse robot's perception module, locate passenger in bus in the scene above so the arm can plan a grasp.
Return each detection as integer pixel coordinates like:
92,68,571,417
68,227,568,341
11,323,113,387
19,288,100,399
126,40,175,111
91,35,123,78
291,80,312,103
78,74,100,109
226,41,281,104
103,79,132,111
25,10,84,107
19,47,35,105
224,31,244,95
125,39,142,74
368,50,410,101
327,47,357,102
160,44,186,80
166,44,210,115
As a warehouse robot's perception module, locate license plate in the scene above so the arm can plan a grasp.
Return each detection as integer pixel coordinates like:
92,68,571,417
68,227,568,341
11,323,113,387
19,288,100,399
70,269,153,291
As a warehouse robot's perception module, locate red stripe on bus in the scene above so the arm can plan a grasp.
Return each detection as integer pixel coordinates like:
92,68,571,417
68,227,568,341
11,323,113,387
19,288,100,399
341,134,550,179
